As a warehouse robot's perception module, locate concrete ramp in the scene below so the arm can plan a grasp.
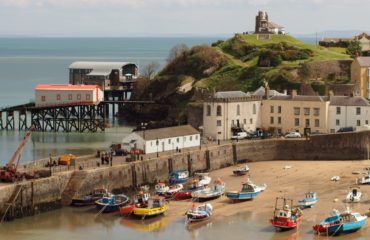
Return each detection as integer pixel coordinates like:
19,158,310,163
61,171,88,206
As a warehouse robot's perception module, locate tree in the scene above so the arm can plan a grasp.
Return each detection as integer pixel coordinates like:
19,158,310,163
167,44,189,63
346,41,362,58
142,61,160,81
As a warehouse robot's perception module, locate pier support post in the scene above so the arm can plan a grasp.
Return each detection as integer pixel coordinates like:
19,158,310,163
205,150,211,171
232,144,237,165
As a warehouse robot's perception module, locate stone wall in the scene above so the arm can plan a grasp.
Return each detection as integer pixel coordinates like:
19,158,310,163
1,131,369,217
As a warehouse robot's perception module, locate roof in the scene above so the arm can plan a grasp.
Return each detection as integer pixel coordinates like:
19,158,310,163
329,96,370,106
35,84,100,91
269,95,329,102
355,57,370,67
251,86,286,97
320,38,352,43
134,125,199,141
268,22,284,29
214,91,249,99
69,61,136,69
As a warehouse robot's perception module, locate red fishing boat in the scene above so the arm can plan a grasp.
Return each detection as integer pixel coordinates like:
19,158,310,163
120,191,151,216
270,198,302,231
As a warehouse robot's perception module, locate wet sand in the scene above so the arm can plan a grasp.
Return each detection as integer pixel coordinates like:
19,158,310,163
166,160,370,229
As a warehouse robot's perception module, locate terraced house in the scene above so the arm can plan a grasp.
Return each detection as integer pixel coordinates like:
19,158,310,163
261,90,330,135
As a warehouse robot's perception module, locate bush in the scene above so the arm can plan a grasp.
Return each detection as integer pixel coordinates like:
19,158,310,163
258,50,282,67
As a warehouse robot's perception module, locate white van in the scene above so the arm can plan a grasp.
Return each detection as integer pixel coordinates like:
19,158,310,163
231,132,248,140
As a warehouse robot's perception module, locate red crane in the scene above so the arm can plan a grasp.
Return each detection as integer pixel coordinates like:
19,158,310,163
0,125,35,182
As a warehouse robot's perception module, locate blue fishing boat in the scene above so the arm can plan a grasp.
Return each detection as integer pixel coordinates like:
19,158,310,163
169,170,189,184
313,209,367,236
95,193,130,213
298,192,318,208
226,179,266,202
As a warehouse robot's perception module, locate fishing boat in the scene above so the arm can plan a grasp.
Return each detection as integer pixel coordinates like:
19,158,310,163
357,174,370,184
172,178,208,200
270,198,302,231
346,187,362,203
192,179,225,201
226,179,266,202
169,170,189,184
313,208,367,236
71,188,108,206
194,172,212,186
132,196,169,219
298,192,318,208
186,203,213,224
95,193,130,213
154,182,183,198
119,191,151,215
233,165,250,176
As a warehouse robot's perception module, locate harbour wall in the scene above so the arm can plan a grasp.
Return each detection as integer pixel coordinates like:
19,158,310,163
1,131,369,217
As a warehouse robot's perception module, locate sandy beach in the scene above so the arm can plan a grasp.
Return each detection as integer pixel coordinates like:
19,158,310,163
165,160,370,230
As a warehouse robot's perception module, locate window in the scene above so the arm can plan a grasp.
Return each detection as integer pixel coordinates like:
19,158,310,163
356,107,361,115
250,118,253,124
190,136,193,141
68,94,72,100
168,139,171,144
278,117,281,124
237,104,240,116
314,108,320,116
336,119,340,126
336,107,341,114
86,94,90,100
270,117,274,124
176,138,179,143
315,119,320,127
294,107,300,115
77,94,81,100
330,129,335,133
270,106,274,113
56,94,61,101
253,104,256,114
216,105,222,116
41,96,46,102
278,106,281,114
217,120,222,126
305,119,310,127
304,108,310,115
206,105,211,116
357,120,361,126
366,120,369,125
295,118,299,126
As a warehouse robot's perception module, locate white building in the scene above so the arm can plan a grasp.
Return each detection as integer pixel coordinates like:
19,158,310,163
328,96,370,133
121,125,200,154
203,91,262,140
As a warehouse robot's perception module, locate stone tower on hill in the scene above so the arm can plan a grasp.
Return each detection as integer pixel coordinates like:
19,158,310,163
254,11,286,35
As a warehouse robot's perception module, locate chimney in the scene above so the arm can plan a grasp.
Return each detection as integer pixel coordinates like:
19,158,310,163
328,90,334,97
292,89,297,97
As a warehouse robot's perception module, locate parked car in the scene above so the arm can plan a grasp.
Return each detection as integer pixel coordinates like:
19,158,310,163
231,131,248,140
285,132,301,138
246,131,260,140
337,127,355,133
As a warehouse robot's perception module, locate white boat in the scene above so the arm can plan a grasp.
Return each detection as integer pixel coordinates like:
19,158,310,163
192,179,225,201
298,192,318,208
155,182,183,197
194,173,212,187
346,188,362,203
186,203,213,224
331,176,340,181
357,174,370,185
226,178,266,202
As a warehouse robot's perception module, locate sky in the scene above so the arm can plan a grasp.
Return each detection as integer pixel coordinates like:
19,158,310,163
0,0,369,37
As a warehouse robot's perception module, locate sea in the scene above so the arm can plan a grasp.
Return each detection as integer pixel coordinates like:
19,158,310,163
0,37,225,166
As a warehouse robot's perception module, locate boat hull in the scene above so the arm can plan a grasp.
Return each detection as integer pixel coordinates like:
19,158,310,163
132,205,169,218
226,191,260,201
71,197,98,206
119,204,136,215
96,203,127,213
233,170,248,176
271,217,301,230
314,219,367,235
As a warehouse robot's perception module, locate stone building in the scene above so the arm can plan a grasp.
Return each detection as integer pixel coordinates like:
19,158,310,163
254,11,285,35
351,57,370,98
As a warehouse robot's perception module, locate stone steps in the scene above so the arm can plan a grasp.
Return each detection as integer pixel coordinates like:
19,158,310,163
61,171,88,206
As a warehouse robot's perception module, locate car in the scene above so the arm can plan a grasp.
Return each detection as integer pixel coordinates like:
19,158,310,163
231,131,248,140
246,131,260,140
285,132,301,138
337,127,355,133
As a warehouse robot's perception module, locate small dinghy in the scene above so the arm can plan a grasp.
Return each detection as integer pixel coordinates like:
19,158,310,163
192,179,225,202
186,203,213,224
233,165,249,176
270,198,302,231
226,178,266,202
71,188,107,206
346,187,362,203
169,170,189,184
298,192,318,208
132,196,169,219
313,208,367,236
95,193,130,213
357,174,370,185
119,191,151,216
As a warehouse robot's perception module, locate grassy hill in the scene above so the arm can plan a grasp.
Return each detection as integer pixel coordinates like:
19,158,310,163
123,34,352,126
